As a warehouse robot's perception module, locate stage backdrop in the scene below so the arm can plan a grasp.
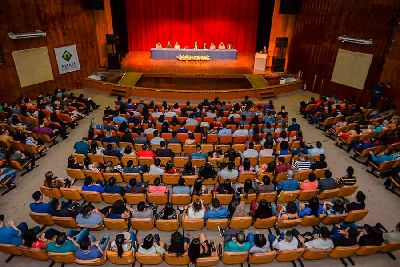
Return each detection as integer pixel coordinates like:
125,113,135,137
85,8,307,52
126,0,260,52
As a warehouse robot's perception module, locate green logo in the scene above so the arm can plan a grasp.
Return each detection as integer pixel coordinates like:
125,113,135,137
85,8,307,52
62,50,72,61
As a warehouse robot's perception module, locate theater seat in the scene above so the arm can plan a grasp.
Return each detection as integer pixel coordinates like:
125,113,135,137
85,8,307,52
253,216,276,229
106,250,135,265
205,218,229,230
229,216,253,229
248,251,277,264
276,218,302,228
52,216,78,228
103,218,129,230
102,193,123,204
20,247,49,261
156,218,179,231
356,245,382,256
124,193,146,205
221,250,248,265
135,253,163,265
181,214,204,231
130,218,154,231
196,255,220,267
329,245,359,261
164,252,191,265
47,252,76,265
0,244,23,262
29,212,54,226
171,194,191,205
276,248,305,263
344,209,369,222
302,248,332,260
81,191,103,203
39,186,62,199
60,187,82,201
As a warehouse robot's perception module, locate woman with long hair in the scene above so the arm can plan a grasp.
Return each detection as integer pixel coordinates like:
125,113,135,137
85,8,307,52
109,232,136,258
156,202,177,220
186,199,205,219
182,161,195,175
167,231,189,256
239,158,255,173
299,197,323,218
252,199,273,219
191,178,206,195
107,199,131,219
188,233,215,263
199,162,217,179
138,234,165,254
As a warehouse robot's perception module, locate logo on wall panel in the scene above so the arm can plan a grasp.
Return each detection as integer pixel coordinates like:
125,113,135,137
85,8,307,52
54,44,80,74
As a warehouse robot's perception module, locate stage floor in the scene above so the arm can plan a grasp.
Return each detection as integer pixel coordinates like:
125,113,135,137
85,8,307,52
121,51,277,75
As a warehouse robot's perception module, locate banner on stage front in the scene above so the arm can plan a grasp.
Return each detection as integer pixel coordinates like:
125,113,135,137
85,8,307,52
54,44,80,74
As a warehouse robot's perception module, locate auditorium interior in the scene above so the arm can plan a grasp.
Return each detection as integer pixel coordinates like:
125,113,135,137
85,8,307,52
0,0,400,267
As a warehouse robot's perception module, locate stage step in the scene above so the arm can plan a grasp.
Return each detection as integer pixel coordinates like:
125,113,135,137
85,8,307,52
260,90,276,99
111,88,128,97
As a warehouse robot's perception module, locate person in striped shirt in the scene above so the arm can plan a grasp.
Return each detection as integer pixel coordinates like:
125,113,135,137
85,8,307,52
336,166,356,187
292,154,312,170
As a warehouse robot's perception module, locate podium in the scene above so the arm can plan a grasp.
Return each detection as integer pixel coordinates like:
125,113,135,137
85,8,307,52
254,53,267,71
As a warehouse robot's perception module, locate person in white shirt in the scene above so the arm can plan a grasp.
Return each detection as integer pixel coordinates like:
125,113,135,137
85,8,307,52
209,42,216,50
259,140,274,157
151,109,163,119
227,43,233,49
218,42,226,49
143,123,155,135
300,226,334,249
205,109,217,118
203,43,207,49
186,199,205,219
193,41,199,49
150,130,165,145
155,42,162,48
164,109,177,118
232,124,249,137
272,230,299,251
186,114,199,126
174,42,180,49
241,142,259,158
308,141,325,155
149,158,164,175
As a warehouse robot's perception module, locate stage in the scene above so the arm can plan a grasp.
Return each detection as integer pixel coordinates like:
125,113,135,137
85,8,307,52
121,51,280,76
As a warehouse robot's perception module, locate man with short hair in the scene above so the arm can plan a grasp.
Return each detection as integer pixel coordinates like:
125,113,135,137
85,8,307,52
150,130,165,145
103,144,122,158
81,177,104,193
287,118,301,132
149,158,165,175
132,201,154,218
308,141,324,155
75,234,110,260
74,137,90,155
242,142,258,158
167,131,181,144
224,232,251,252
134,129,148,144
124,178,147,194
276,170,300,191
137,144,156,159
190,145,207,160
148,177,168,193
218,161,239,180
218,124,232,137
156,141,174,157
204,198,229,219
123,160,142,173
172,178,191,194
232,124,249,137
293,153,312,170
30,191,55,214
270,230,299,250
0,215,34,246
318,170,337,192
299,226,334,249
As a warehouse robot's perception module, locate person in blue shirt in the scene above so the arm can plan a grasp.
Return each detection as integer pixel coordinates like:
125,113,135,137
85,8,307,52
104,177,125,195
101,130,120,144
74,137,90,155
113,114,128,124
190,145,208,160
369,149,394,166
75,234,110,260
30,191,55,214
204,198,229,219
82,177,104,193
0,215,36,246
123,160,143,173
217,124,232,137
287,118,301,133
103,144,123,158
276,170,300,191
298,197,324,218
116,96,125,110
224,232,251,252
172,178,191,194
47,229,91,253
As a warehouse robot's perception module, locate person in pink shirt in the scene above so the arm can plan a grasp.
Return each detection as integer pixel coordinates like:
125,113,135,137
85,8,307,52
148,177,168,194
300,173,319,190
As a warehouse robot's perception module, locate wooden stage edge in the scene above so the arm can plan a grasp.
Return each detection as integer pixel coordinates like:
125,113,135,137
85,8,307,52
82,78,304,100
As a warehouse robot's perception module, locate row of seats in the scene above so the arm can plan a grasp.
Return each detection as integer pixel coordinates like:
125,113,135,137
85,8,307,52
29,208,370,232
2,241,399,266
41,185,358,205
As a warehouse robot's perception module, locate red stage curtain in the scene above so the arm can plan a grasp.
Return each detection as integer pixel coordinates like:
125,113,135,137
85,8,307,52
126,0,259,52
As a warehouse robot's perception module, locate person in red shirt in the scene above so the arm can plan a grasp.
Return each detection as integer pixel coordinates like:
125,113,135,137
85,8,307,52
300,173,319,190
275,157,291,174
137,144,156,159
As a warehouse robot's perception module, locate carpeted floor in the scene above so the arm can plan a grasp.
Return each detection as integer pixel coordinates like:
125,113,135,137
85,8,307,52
0,88,398,267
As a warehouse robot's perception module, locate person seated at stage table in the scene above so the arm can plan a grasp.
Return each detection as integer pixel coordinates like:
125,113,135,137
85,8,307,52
260,45,268,54
227,43,233,49
203,43,207,49
174,42,180,49
193,41,199,49
218,42,226,49
166,41,172,48
209,42,216,49
155,42,162,48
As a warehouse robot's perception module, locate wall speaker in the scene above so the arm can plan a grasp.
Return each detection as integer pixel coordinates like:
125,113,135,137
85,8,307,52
279,0,302,14
82,0,104,10
276,37,288,48
272,57,286,72
107,53,120,70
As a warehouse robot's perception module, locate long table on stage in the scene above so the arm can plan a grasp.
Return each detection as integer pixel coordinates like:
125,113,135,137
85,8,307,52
150,48,238,60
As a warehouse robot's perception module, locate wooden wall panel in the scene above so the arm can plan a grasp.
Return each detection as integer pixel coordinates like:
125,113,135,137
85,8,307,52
287,0,400,105
94,0,113,67
0,0,110,101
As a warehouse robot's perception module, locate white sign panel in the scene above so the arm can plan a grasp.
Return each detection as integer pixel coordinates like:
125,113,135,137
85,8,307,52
54,44,81,74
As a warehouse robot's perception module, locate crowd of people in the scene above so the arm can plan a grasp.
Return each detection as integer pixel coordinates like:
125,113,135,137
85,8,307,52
0,88,99,194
